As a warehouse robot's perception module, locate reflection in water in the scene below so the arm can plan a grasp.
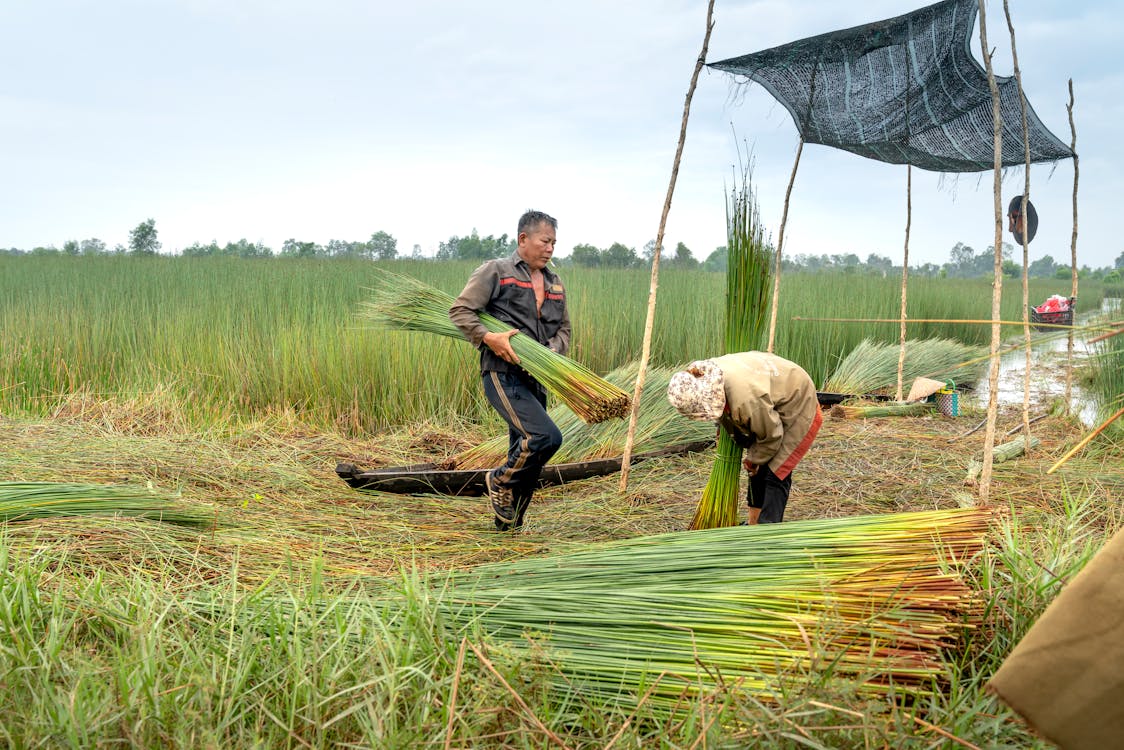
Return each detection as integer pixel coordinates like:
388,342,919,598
968,298,1119,428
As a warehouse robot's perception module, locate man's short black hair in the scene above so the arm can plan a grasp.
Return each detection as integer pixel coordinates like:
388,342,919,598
518,210,557,236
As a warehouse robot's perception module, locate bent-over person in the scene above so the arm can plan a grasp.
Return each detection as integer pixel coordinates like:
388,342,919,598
667,352,822,524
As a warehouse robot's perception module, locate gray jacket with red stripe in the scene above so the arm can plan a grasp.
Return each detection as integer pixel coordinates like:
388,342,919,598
714,351,822,480
449,250,571,375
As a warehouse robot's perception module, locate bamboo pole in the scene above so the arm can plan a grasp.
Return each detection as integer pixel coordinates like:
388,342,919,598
1065,80,1080,413
1003,0,1033,452
619,0,715,493
896,81,913,402
977,0,1005,507
792,316,1115,332
896,164,912,401
766,138,804,354
1046,407,1124,475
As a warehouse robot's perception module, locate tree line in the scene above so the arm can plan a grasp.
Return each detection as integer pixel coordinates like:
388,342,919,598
3,218,1121,281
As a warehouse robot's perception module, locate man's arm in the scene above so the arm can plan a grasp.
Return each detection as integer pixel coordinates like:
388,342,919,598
547,302,571,355
449,262,497,348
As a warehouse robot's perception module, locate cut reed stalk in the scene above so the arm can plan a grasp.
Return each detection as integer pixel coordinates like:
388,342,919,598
824,338,985,396
360,269,630,424
442,508,993,711
830,402,932,420
965,435,1041,485
0,481,208,527
690,163,771,530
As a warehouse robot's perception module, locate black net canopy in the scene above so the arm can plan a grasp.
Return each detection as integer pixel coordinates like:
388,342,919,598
708,0,1073,173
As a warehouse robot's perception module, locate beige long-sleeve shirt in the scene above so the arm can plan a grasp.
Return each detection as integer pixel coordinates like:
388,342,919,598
714,351,822,480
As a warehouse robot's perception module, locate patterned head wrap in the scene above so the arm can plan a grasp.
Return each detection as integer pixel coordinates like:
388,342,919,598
666,359,725,421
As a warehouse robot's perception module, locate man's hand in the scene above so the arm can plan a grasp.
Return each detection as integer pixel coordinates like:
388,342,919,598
483,330,520,365
743,459,759,476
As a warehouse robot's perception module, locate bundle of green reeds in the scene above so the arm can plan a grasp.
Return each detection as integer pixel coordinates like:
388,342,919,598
690,167,771,530
829,402,933,419
0,481,208,527
965,435,1041,484
442,508,991,711
823,338,985,396
451,361,714,468
361,269,630,424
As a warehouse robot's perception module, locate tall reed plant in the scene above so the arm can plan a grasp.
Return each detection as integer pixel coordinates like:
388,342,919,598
690,168,772,530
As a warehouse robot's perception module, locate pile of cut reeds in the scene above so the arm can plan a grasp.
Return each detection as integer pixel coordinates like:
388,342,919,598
965,435,1041,485
0,481,208,527
442,508,992,712
361,269,630,424
830,402,933,420
823,338,985,396
690,165,771,530
451,360,714,468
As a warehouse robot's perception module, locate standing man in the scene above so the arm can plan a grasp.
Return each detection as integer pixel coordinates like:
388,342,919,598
450,210,569,531
667,352,822,524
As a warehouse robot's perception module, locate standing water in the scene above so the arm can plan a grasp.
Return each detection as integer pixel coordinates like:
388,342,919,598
969,298,1120,427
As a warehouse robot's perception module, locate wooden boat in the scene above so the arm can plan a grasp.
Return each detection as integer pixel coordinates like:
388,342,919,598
336,440,714,496
336,392,859,496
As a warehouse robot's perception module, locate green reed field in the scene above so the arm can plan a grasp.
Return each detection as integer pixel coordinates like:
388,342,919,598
0,255,1105,432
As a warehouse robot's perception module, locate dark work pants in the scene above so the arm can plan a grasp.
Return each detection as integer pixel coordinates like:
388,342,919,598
747,465,792,524
482,371,563,522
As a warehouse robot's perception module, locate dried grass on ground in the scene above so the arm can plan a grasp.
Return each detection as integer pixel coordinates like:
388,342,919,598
2,396,1120,589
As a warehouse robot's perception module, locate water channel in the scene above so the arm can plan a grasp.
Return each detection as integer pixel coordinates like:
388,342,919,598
968,298,1120,427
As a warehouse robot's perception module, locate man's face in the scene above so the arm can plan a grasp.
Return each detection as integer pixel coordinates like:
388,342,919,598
517,222,557,271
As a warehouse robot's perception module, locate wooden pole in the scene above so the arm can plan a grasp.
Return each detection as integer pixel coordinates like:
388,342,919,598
896,164,912,401
1003,0,1033,451
766,138,804,353
619,0,715,493
976,0,1005,507
1065,80,1080,412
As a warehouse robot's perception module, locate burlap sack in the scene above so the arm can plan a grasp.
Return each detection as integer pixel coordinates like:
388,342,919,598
988,527,1124,749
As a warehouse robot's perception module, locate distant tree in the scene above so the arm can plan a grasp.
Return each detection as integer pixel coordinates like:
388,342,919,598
80,238,106,255
129,219,161,255
602,242,638,269
1001,259,1020,278
225,239,271,258
571,243,601,267
369,231,398,260
1028,254,1059,278
280,239,322,258
948,241,977,277
436,230,510,261
182,241,221,257
1115,250,1124,269
31,245,60,255
1054,267,1071,280
703,246,727,273
671,242,698,269
641,239,657,263
1104,269,1121,284
411,244,424,259
326,239,368,258
63,240,80,256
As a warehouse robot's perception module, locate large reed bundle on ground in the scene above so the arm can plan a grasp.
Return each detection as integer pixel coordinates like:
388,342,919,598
452,361,714,468
443,508,991,712
361,269,630,424
690,168,771,530
0,482,208,526
823,338,985,395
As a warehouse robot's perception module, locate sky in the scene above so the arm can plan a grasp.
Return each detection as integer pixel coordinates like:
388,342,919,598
2,0,1121,269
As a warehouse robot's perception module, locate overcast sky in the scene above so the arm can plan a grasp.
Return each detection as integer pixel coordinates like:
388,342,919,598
2,0,1120,268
